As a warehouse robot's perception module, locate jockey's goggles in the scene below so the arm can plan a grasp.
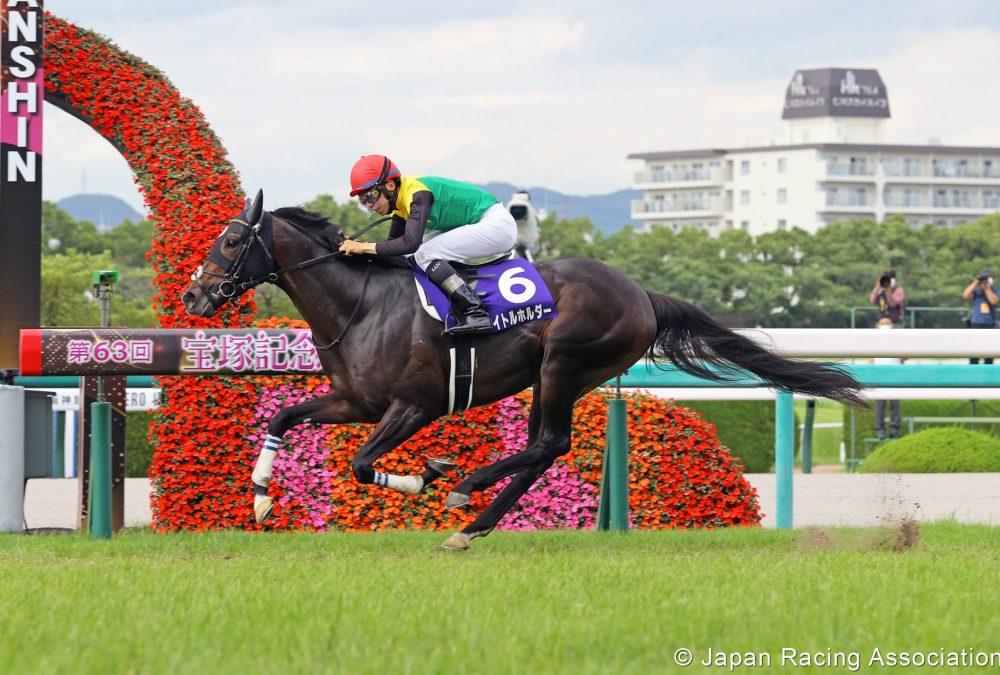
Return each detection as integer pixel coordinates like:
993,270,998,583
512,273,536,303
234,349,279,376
358,186,382,207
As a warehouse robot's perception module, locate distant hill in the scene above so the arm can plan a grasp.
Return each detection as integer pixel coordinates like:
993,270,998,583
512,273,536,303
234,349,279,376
56,194,143,231
53,187,639,235
478,182,639,235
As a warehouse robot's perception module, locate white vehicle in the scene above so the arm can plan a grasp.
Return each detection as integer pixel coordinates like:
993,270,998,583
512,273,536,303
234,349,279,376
506,191,540,261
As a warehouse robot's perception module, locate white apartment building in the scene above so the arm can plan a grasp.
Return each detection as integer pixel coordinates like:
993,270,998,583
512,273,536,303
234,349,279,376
628,68,1000,237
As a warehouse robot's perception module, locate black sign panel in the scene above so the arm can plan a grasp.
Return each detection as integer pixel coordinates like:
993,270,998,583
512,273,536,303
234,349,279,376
0,2,43,371
782,68,890,120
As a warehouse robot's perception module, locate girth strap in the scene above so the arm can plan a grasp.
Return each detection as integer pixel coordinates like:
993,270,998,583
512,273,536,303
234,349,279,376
448,342,476,414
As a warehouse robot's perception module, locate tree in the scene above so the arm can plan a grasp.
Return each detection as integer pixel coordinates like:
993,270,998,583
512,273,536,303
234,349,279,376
538,213,598,259
42,201,103,256
103,218,155,267
41,250,156,327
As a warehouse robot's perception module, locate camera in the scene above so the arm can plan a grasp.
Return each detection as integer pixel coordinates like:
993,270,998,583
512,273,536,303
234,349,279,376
91,270,120,285
978,274,990,284
879,275,892,287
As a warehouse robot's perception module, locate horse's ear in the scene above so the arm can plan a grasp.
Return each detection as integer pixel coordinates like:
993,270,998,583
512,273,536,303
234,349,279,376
243,197,251,213
247,189,264,225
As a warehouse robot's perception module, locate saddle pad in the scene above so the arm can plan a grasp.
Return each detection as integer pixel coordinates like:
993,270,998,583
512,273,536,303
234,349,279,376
413,259,558,333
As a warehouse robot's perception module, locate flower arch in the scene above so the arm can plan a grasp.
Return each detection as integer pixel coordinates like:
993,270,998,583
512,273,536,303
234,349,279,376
43,13,262,528
41,13,761,532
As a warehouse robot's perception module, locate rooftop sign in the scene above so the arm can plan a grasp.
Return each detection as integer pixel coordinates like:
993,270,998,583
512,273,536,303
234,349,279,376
782,68,890,119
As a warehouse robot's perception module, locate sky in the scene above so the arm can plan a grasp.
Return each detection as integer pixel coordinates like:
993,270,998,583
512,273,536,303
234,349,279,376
38,0,1000,216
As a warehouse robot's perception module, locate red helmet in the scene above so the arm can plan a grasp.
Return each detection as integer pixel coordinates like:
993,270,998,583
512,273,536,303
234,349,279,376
349,155,401,196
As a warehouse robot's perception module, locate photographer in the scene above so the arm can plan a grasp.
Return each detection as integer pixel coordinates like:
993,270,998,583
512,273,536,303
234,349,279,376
871,316,902,440
870,269,905,324
962,267,999,364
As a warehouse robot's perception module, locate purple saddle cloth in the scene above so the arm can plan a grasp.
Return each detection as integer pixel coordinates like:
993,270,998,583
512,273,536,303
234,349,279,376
413,258,558,333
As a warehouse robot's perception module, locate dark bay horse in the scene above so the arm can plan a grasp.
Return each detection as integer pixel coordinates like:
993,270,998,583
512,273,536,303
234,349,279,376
182,191,864,549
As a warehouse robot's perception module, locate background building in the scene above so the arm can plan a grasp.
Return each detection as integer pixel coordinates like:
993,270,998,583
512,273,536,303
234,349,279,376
628,68,1000,236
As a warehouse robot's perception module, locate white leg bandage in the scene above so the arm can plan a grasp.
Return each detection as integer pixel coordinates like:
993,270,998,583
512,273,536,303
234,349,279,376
251,434,281,487
373,471,424,495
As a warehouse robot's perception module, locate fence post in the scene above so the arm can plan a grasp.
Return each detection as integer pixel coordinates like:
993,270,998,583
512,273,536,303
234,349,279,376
801,399,816,474
598,379,629,532
775,390,794,529
606,398,629,531
0,386,25,532
89,401,112,539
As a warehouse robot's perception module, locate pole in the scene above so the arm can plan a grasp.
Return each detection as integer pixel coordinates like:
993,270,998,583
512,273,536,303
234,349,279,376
801,399,816,474
598,376,630,532
54,411,65,478
0,386,25,532
89,401,112,539
606,398,629,531
775,390,794,529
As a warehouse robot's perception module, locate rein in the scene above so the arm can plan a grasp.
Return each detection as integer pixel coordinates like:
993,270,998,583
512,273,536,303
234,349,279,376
270,214,388,351
242,215,391,288
311,261,373,351
196,212,392,351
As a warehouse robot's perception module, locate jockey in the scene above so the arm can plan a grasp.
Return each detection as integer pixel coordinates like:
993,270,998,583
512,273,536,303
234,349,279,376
340,154,517,335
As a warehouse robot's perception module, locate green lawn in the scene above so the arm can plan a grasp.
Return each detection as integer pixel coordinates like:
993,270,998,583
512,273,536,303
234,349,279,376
2,524,998,674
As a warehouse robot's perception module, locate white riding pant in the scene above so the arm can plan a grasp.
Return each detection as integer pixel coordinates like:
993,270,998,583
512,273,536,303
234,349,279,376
412,203,518,271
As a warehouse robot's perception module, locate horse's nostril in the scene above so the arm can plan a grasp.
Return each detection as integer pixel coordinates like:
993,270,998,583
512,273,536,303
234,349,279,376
182,291,195,306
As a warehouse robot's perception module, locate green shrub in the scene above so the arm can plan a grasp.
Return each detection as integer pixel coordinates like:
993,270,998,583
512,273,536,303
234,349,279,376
859,427,1000,473
842,398,1000,449
680,400,797,473
125,410,153,478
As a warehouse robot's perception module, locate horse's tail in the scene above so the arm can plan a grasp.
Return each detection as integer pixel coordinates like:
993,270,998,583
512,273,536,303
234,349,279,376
645,292,866,406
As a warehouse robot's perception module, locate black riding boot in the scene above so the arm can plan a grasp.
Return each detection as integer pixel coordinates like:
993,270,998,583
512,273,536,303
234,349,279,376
426,259,493,335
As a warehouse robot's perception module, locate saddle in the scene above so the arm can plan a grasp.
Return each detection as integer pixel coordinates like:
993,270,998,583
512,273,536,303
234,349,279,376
450,251,514,283
411,254,557,334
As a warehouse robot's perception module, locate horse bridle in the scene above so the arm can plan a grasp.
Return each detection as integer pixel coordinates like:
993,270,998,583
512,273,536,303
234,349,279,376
191,210,390,348
190,215,277,306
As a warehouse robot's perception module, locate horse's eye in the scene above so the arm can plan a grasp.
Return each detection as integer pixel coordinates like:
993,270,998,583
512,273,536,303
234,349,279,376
224,237,239,250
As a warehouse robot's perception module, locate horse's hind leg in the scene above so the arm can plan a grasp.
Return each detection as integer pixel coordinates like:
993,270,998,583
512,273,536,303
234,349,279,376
441,381,577,550
441,458,556,550
446,383,541,508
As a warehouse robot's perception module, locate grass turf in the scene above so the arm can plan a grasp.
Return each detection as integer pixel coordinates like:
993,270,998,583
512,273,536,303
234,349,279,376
1,523,997,674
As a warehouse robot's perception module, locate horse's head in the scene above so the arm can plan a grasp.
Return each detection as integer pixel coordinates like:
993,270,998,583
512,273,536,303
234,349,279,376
182,189,275,317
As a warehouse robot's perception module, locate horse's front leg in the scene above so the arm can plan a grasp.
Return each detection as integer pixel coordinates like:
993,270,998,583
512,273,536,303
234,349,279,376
348,402,453,495
252,391,369,524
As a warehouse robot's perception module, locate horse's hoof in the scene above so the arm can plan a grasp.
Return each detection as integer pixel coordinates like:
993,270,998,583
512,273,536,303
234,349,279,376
425,457,458,477
254,496,274,524
440,532,471,551
445,490,471,509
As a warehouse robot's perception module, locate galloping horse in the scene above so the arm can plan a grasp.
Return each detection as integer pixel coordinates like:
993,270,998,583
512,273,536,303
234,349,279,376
182,191,864,549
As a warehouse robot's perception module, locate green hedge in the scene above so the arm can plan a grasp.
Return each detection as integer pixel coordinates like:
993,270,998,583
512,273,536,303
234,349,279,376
842,399,1000,449
125,410,153,478
680,400,796,473
859,426,1000,473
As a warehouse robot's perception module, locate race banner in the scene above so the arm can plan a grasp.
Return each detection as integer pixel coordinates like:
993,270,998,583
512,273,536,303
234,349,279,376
19,328,326,376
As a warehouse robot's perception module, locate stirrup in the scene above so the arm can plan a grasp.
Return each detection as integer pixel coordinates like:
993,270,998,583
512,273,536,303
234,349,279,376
447,315,492,335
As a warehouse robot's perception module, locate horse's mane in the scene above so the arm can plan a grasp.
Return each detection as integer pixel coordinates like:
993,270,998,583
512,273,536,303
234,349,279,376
272,207,345,244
